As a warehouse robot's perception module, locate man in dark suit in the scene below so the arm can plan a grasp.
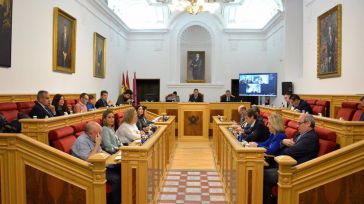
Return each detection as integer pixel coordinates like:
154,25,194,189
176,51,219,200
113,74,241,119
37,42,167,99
189,89,203,102
290,94,313,114
29,90,56,119
263,114,319,204
244,109,269,142
95,90,113,108
220,90,236,102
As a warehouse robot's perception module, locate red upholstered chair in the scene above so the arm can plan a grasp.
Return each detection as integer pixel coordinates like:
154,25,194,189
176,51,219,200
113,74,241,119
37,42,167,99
283,118,290,127
284,120,298,139
0,102,19,123
316,100,330,117
64,99,77,111
16,101,35,116
335,102,358,121
312,105,325,116
306,99,317,109
71,122,86,137
352,104,363,121
49,126,76,154
114,112,125,130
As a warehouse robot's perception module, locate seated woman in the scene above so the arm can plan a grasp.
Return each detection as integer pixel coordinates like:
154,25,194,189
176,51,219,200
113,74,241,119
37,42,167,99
101,110,121,154
116,109,143,145
51,94,69,116
136,105,153,131
248,113,287,155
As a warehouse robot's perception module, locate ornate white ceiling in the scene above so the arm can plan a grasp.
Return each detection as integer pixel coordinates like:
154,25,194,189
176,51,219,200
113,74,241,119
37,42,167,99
108,0,283,29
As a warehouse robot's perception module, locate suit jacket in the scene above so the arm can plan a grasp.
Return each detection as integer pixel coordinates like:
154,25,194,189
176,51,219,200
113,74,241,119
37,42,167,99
95,98,107,108
189,95,203,102
29,102,55,119
245,119,269,142
220,95,236,102
280,129,319,165
296,100,313,114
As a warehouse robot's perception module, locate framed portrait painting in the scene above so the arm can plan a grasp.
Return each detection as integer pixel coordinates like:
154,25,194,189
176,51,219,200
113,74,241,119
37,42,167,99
53,7,76,74
317,4,342,79
187,51,205,83
93,32,106,78
0,0,13,67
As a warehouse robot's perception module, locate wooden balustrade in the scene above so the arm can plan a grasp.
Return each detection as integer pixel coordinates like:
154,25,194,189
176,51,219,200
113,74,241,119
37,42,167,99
120,125,171,204
20,105,133,144
212,116,233,169
0,133,108,204
0,93,96,103
276,139,364,204
217,125,266,204
281,109,364,147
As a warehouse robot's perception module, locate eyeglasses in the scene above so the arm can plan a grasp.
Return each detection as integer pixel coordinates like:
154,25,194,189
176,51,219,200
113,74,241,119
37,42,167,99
297,121,306,126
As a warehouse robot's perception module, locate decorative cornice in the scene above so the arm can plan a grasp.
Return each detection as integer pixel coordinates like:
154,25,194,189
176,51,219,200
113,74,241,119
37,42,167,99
167,83,225,88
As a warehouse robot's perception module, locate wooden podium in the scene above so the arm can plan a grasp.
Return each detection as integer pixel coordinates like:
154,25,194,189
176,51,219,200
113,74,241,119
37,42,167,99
178,103,209,141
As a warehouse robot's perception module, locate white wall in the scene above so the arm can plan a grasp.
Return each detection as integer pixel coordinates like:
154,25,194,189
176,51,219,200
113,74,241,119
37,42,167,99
295,0,364,94
0,0,127,102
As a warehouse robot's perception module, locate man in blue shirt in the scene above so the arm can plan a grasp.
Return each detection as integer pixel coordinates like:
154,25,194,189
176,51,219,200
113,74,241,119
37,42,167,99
72,122,121,204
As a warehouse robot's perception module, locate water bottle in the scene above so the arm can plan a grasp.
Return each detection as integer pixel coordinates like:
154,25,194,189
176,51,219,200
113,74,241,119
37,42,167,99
238,134,243,142
33,116,37,119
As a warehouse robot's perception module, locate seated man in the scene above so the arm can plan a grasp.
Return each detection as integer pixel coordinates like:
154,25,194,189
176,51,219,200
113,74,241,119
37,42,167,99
360,96,364,121
96,90,113,108
72,122,121,204
263,114,319,204
166,91,180,102
73,93,88,113
116,89,133,105
290,94,313,114
220,90,236,102
29,90,56,118
86,95,96,111
244,109,269,142
189,88,203,102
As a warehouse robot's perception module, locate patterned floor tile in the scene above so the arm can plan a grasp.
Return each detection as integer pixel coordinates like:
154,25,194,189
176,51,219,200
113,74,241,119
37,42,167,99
158,170,227,203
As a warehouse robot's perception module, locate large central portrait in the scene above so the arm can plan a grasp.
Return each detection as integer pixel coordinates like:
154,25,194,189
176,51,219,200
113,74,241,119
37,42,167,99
187,51,205,83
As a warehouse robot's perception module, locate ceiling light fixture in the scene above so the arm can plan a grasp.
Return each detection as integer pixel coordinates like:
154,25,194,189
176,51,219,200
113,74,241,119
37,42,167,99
186,0,203,15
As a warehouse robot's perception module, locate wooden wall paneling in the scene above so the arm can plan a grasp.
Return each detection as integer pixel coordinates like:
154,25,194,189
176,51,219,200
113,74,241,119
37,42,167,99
0,93,96,103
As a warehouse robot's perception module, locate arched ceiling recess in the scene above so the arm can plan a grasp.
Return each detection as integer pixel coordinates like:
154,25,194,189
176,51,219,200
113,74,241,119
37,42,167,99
108,0,284,30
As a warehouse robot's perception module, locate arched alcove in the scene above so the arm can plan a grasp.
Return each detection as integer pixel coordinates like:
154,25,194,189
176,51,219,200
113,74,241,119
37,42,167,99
180,25,212,83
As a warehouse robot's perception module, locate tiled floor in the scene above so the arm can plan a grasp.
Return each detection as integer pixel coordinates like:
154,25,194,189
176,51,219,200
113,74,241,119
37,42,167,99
158,170,227,204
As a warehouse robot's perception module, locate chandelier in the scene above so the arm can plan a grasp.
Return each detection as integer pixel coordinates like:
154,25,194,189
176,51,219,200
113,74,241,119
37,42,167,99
186,0,203,15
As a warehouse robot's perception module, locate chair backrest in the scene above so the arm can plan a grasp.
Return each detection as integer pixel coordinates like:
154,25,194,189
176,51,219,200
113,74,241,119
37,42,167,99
16,101,35,116
312,105,325,116
114,112,125,130
48,126,76,154
335,102,358,121
306,99,317,109
64,99,77,110
315,100,330,117
284,120,298,139
71,122,86,137
352,110,363,121
0,102,19,123
315,127,337,156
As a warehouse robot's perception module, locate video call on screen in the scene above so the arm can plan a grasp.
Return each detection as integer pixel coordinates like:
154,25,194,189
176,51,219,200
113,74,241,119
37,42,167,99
239,73,277,96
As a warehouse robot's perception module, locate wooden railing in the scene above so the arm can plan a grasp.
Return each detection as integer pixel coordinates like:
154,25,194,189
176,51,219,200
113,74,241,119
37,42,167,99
217,125,266,204
276,139,364,204
20,105,133,144
0,93,96,103
0,133,108,204
212,116,233,169
120,125,171,204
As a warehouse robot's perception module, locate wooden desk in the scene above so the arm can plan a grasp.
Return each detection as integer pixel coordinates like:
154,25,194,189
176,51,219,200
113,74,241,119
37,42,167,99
178,103,209,141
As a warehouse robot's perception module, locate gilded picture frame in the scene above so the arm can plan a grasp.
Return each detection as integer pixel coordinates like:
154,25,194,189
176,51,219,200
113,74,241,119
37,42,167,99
317,4,342,79
53,7,76,74
93,32,106,78
187,51,205,83
0,0,13,68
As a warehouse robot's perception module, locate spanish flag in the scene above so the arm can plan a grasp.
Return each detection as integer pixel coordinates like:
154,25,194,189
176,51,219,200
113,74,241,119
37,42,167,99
121,72,126,94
